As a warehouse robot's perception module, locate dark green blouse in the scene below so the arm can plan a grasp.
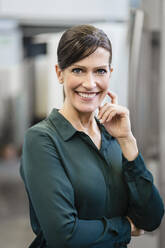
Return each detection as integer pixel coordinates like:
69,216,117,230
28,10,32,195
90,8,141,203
20,108,164,248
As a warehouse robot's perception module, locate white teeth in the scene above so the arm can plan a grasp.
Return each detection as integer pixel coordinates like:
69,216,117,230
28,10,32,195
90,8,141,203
77,92,97,98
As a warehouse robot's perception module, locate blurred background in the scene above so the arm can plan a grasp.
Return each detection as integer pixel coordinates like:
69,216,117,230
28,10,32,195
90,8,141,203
0,0,165,247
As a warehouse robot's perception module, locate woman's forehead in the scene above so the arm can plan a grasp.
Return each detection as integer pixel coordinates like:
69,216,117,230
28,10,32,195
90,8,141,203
72,47,110,66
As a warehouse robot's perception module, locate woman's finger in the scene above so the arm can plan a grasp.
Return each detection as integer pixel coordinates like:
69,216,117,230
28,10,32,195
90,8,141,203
99,108,115,123
98,103,111,119
107,91,118,104
140,230,145,235
106,110,118,122
98,104,126,122
132,229,145,236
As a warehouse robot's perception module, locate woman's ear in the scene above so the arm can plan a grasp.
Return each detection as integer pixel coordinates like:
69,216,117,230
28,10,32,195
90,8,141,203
55,64,64,84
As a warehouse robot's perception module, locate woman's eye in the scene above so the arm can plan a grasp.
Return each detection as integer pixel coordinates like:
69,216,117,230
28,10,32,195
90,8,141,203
96,69,107,74
72,68,83,74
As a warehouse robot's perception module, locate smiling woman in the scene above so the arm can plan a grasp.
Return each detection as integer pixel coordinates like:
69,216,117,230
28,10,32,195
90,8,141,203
56,47,111,115
20,24,164,248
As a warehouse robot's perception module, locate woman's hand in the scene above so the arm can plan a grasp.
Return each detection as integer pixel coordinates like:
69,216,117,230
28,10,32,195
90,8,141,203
126,216,144,237
97,91,131,139
98,91,139,161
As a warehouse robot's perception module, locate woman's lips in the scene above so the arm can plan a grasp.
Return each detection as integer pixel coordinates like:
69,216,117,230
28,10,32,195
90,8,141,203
75,91,100,100
77,92,96,98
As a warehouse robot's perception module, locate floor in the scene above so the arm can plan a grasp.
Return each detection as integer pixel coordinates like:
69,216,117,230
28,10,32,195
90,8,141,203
0,158,35,247
0,216,34,248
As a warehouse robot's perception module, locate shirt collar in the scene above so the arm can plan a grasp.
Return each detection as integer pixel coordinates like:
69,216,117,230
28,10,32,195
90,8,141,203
48,108,77,141
48,108,113,141
95,118,114,141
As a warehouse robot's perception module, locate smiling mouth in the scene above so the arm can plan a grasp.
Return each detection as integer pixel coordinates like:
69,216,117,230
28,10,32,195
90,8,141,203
75,91,100,99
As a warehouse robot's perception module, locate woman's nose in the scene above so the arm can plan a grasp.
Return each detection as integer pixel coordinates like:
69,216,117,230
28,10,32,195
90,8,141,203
82,73,96,89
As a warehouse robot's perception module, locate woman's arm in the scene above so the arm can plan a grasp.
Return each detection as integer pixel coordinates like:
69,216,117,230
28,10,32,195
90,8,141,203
116,134,138,161
98,91,164,232
21,128,131,248
117,133,164,231
122,150,164,231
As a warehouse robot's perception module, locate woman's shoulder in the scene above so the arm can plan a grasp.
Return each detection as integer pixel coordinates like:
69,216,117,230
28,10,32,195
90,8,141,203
24,117,57,144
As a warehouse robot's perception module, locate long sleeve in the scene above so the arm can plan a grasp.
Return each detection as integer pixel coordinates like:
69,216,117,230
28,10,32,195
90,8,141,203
21,128,131,248
122,153,164,231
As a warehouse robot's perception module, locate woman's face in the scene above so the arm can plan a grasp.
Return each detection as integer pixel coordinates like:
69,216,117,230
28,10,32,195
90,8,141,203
56,47,111,114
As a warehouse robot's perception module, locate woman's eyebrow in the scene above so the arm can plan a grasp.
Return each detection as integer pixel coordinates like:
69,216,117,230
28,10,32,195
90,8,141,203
72,65,109,69
94,65,109,69
71,65,86,68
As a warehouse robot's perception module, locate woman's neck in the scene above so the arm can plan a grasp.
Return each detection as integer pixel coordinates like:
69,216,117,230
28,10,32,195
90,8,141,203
59,101,101,150
59,104,96,133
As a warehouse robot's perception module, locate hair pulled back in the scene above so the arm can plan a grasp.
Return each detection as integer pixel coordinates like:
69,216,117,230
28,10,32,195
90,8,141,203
57,24,112,70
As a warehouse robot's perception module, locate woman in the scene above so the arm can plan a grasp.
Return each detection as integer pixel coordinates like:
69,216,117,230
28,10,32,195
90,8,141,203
20,24,164,248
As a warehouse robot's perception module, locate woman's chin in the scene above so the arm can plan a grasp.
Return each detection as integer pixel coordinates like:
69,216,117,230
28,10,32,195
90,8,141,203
75,105,97,114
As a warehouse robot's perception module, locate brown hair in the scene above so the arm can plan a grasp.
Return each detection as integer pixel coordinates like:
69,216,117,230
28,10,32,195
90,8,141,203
57,24,112,70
